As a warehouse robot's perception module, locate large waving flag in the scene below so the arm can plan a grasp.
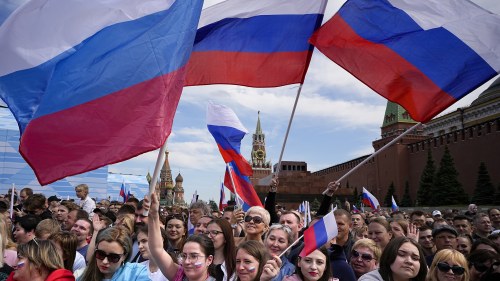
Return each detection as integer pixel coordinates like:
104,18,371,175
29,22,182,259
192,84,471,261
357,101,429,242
185,0,327,87
0,0,203,185
300,210,338,257
207,102,253,176
310,0,500,122
362,187,380,210
224,162,263,210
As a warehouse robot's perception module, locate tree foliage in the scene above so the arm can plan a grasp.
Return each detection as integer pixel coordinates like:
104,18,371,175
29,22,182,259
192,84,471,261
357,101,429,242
472,162,495,204
417,149,435,206
430,146,468,206
400,181,413,207
384,182,397,207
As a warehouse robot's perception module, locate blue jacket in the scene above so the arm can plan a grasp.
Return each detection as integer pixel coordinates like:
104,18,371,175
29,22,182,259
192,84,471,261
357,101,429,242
329,244,356,281
272,256,296,281
78,263,149,281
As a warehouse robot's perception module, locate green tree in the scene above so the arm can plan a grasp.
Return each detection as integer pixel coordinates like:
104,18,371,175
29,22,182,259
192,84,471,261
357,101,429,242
208,199,218,212
495,183,500,205
472,162,495,204
310,198,321,212
353,187,359,206
430,146,468,205
417,149,435,206
384,182,397,207
400,181,413,207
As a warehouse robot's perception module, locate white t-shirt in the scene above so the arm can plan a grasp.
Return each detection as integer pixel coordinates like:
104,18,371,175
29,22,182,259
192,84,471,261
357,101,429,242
140,260,169,281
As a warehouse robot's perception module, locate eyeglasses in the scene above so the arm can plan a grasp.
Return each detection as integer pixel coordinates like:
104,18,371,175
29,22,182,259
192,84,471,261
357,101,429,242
180,253,205,262
95,249,124,263
351,250,374,262
437,262,465,275
204,230,223,237
244,215,264,224
472,263,489,272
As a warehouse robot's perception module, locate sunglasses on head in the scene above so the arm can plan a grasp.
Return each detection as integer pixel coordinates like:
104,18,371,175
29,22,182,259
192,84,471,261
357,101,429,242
244,215,264,224
351,250,374,261
437,262,465,275
95,249,124,263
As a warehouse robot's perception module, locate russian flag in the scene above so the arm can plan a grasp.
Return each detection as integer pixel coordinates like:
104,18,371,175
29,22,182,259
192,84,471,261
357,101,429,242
362,187,380,210
352,204,360,213
224,162,262,211
0,0,203,185
310,0,500,122
300,210,338,257
185,0,327,87
207,102,253,176
219,182,228,211
391,196,399,212
119,182,130,203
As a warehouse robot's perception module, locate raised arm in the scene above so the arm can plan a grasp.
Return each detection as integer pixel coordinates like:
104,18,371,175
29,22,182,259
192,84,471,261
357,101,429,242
264,176,279,224
146,193,179,280
317,181,340,216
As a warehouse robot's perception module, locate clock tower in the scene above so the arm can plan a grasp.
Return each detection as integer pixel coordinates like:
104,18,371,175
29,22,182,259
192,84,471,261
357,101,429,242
250,112,271,184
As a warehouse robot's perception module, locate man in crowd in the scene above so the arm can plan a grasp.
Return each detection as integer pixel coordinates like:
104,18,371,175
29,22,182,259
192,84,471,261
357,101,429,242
134,201,148,224
334,209,354,257
23,193,52,220
410,210,427,227
426,225,458,265
351,213,365,230
71,218,93,259
453,215,473,235
465,203,478,218
75,184,96,215
189,200,211,227
64,209,89,231
488,208,500,230
472,213,493,240
279,210,304,263
418,225,435,257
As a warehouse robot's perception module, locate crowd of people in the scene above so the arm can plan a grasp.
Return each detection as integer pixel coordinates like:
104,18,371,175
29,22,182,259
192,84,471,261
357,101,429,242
0,180,499,281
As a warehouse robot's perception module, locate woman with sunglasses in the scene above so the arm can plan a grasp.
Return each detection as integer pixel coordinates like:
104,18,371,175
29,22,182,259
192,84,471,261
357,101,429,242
78,226,149,281
147,193,216,281
283,247,332,281
263,224,295,281
349,239,381,279
6,239,74,281
467,249,498,281
234,207,270,246
426,249,469,281
359,237,427,281
165,214,188,255
205,219,236,281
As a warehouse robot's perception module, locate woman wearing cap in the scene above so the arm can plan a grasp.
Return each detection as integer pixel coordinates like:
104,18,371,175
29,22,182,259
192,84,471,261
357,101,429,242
426,249,469,281
359,237,427,281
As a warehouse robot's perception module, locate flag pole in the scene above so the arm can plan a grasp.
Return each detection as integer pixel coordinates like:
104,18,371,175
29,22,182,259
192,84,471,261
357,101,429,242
279,233,305,258
144,141,168,216
275,83,304,175
226,163,242,210
322,122,422,194
9,183,15,219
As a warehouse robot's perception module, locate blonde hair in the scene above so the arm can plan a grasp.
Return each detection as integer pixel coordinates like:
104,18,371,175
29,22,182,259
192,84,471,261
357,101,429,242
17,239,64,274
426,249,469,281
246,206,271,226
35,219,61,239
352,238,382,263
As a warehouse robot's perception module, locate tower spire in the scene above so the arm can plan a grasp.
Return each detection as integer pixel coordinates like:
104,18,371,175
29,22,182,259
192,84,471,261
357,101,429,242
256,111,262,134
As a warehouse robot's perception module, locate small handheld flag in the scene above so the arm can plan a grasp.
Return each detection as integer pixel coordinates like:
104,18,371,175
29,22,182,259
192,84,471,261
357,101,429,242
300,210,338,257
362,187,380,210
391,196,399,212
219,182,228,211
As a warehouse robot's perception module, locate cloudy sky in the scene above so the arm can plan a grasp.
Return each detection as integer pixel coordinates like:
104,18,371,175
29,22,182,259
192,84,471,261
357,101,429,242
1,0,499,202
